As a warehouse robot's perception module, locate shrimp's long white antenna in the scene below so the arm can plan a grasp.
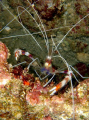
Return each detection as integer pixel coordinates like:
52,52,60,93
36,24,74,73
26,0,50,55
0,34,32,40
17,5,49,54
52,58,75,120
51,36,75,120
0,1,42,50
56,13,89,50
70,65,89,79
51,35,56,57
70,77,75,120
0,1,30,33
51,35,69,70
0,26,73,40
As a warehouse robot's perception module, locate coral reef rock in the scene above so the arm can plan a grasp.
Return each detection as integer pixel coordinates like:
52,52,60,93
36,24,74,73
0,41,11,87
0,42,89,120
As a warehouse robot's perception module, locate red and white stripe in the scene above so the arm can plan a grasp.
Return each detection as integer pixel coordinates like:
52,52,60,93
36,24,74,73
14,49,33,61
50,71,72,95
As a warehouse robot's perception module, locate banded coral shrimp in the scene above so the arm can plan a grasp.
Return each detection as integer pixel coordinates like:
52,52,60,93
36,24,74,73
0,0,89,119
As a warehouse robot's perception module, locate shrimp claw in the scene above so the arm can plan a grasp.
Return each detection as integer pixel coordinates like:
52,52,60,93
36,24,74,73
14,49,33,61
50,71,72,96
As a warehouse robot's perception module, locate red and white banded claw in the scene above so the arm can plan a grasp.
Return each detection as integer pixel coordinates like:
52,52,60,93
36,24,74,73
49,71,72,96
14,49,22,61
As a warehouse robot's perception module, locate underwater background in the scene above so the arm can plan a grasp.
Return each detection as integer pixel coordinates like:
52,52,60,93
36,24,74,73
0,0,89,119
